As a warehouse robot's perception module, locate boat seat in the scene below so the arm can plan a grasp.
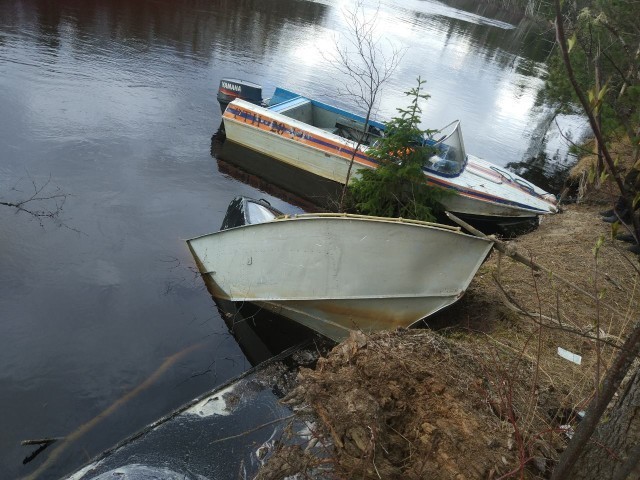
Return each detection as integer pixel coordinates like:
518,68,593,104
268,96,312,114
335,115,383,144
335,115,365,131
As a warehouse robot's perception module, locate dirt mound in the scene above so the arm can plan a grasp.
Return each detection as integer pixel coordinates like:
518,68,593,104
258,330,566,479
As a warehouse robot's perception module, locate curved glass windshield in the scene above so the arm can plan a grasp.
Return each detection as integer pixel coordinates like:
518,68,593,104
424,121,467,176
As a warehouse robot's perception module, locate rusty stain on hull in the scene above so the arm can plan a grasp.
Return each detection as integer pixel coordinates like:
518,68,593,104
256,296,460,341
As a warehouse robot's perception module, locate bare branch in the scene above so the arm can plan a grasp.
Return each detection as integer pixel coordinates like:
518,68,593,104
1,173,78,231
321,1,405,211
553,0,640,241
492,273,625,351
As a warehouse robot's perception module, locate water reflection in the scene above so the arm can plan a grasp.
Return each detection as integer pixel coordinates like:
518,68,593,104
217,139,343,209
1,0,328,62
507,151,573,195
509,110,586,192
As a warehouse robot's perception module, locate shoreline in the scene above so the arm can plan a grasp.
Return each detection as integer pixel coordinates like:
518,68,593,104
256,198,640,479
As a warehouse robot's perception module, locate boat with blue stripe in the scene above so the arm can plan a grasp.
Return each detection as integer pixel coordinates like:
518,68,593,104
217,79,558,225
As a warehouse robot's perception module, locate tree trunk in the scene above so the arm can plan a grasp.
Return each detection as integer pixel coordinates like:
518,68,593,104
570,367,640,479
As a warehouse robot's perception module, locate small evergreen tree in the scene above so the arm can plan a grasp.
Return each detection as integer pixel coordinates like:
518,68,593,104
349,78,451,221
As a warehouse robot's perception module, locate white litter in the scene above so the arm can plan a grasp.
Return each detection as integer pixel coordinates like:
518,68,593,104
557,347,582,365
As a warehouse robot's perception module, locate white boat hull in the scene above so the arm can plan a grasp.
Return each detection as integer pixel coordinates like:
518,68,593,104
188,215,493,341
223,98,558,219
223,108,354,184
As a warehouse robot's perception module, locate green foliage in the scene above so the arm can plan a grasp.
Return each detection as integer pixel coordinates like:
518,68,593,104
348,78,452,222
592,234,605,257
543,0,639,144
544,0,640,250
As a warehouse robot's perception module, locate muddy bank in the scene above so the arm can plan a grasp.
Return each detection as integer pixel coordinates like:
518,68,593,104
256,199,639,479
267,329,563,479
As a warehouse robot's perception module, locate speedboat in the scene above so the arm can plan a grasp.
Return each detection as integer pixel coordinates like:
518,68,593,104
187,197,494,341
216,79,558,226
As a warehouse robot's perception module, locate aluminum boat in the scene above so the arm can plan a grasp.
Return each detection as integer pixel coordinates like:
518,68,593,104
187,197,494,341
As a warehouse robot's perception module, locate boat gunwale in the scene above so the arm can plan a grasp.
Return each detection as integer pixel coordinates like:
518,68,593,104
224,99,371,154
274,212,461,231
186,212,494,244
223,112,379,174
212,290,468,302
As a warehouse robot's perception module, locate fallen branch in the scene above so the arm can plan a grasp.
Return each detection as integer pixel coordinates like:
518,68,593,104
446,212,623,318
493,273,625,350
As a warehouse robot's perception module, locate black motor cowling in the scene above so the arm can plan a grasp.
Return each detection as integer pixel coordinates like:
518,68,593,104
217,78,263,113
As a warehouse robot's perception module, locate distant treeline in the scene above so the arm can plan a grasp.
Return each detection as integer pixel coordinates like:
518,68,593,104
443,0,554,21
484,0,553,18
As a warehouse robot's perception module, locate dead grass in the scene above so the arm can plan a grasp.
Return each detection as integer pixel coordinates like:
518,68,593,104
468,204,639,407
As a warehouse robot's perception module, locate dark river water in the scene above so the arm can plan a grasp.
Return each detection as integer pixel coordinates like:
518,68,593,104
0,1,581,478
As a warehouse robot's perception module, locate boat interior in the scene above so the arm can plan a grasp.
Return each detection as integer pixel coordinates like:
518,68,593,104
267,89,384,146
265,88,467,176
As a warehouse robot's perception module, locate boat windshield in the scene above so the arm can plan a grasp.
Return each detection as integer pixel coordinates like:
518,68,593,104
423,121,467,176
246,201,278,224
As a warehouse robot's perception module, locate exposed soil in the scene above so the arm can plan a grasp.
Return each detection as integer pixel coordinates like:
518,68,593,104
256,193,640,479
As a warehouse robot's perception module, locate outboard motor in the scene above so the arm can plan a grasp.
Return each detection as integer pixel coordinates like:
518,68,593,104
216,78,263,113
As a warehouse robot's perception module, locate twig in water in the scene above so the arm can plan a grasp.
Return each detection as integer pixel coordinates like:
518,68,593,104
22,443,53,465
21,437,64,446
21,438,64,465
209,414,295,445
